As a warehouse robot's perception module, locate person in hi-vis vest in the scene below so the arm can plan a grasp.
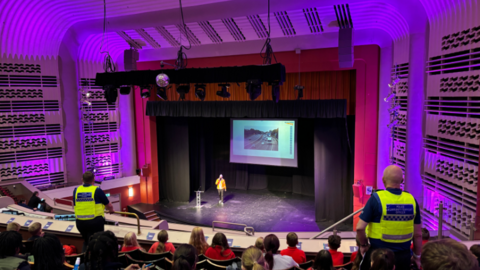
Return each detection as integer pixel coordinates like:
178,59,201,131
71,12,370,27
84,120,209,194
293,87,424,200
73,171,115,251
215,174,226,204
356,165,423,270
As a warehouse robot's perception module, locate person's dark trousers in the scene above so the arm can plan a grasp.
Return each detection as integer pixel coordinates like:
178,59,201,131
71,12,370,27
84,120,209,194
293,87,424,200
360,248,411,270
76,216,105,252
218,189,224,203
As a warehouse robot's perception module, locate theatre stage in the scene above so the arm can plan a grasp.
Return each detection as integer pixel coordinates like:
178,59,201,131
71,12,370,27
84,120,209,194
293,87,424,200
130,188,353,232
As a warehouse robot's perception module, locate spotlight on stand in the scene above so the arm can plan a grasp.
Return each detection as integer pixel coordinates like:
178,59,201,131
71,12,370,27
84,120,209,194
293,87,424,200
103,85,118,105
195,84,206,101
246,79,262,101
119,85,132,95
294,85,304,100
156,86,168,100
270,82,280,103
176,84,190,100
140,85,151,99
217,84,231,98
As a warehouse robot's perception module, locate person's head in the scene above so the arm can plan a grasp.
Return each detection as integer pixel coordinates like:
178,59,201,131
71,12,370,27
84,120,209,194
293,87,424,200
189,227,208,255
422,228,430,241
83,171,95,184
242,247,267,270
286,232,298,248
264,234,280,270
123,232,140,248
85,231,119,268
0,231,23,258
32,191,39,197
211,232,229,251
382,165,403,188
370,249,395,270
33,233,65,270
219,174,223,179
19,199,26,204
255,237,265,252
312,250,334,270
470,245,480,258
422,239,478,270
28,222,43,237
327,235,341,251
156,230,169,253
6,222,21,232
172,244,198,270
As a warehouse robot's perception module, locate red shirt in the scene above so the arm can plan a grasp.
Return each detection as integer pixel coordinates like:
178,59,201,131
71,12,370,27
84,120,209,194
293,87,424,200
121,246,141,252
410,239,428,250
350,251,357,262
280,247,306,264
148,242,176,253
328,249,344,266
205,246,236,260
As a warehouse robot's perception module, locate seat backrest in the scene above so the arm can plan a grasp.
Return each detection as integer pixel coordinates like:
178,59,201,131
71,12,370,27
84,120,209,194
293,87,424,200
119,248,142,260
65,253,85,265
299,260,313,270
196,259,208,270
198,254,206,261
22,240,34,254
334,261,352,270
118,254,130,268
141,250,172,261
207,257,241,267
207,260,228,270
126,254,166,268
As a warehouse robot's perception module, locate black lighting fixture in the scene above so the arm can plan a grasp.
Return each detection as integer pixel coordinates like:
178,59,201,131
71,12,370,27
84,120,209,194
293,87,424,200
270,82,280,103
119,85,132,95
217,84,231,98
176,84,190,100
195,84,206,101
246,79,262,101
294,85,304,100
140,85,151,99
156,86,168,100
103,85,118,105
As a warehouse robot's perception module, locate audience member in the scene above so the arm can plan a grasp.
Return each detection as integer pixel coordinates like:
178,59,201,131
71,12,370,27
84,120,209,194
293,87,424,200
264,234,298,270
280,232,306,264
469,244,480,265
422,239,478,270
255,237,265,253
28,222,44,241
27,191,41,210
310,250,334,270
172,244,198,270
121,232,144,252
18,199,32,210
350,239,360,263
6,222,21,232
149,230,176,254
188,227,209,255
0,231,30,270
32,233,66,270
242,247,267,270
370,249,395,270
205,233,235,260
410,228,430,250
327,235,343,266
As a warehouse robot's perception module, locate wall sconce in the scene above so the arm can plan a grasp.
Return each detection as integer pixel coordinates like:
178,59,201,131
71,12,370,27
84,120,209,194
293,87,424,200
128,187,133,197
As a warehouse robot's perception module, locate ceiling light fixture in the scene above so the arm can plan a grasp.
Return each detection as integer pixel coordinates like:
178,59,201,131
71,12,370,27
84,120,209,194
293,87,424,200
103,85,118,105
156,86,168,100
246,79,262,101
176,84,190,100
195,84,206,101
140,85,151,99
217,84,231,98
270,82,280,103
119,85,131,95
294,85,304,100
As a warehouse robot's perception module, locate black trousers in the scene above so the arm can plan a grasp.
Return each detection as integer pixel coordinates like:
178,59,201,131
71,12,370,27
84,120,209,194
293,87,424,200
76,216,105,252
360,248,411,270
218,189,224,202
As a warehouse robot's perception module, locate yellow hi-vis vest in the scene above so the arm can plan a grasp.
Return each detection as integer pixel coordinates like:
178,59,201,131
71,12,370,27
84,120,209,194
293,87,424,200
74,185,105,220
366,190,416,243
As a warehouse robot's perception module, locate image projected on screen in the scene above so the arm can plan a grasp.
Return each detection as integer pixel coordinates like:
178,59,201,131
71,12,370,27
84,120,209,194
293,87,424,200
244,127,279,151
231,119,297,167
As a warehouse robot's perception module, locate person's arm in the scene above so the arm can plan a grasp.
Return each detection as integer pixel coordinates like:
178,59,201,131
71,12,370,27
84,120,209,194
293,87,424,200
215,179,219,185
411,225,422,268
356,219,369,256
96,188,115,214
105,202,115,213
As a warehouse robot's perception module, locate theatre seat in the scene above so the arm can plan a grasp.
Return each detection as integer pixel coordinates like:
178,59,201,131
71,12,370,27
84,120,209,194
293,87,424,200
334,261,352,270
119,248,142,260
140,250,173,261
299,260,313,269
65,253,84,265
196,259,208,270
206,257,241,267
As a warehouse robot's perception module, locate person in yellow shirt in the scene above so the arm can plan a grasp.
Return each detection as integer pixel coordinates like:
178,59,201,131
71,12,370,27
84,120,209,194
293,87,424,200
215,174,226,204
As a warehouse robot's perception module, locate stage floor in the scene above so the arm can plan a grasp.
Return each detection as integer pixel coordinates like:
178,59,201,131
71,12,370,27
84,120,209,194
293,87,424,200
131,188,353,232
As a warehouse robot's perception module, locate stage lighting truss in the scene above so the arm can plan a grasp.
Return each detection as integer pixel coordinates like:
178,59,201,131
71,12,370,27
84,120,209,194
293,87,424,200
246,79,262,101
294,85,304,100
386,65,401,162
217,84,231,98
195,84,206,101
176,84,190,100
140,85,151,99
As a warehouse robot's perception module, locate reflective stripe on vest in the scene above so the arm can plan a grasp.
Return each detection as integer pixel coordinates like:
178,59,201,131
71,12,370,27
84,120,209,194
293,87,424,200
74,185,105,220
366,190,416,243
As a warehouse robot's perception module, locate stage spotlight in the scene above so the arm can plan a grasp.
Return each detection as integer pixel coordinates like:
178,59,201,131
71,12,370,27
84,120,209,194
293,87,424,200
156,86,168,100
103,85,118,105
195,84,206,101
140,85,151,99
294,85,304,100
120,85,132,95
246,79,262,101
271,82,280,103
176,84,190,100
217,84,231,98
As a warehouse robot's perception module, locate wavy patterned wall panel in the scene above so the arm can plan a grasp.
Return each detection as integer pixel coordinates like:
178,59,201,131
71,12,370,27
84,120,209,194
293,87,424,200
0,55,66,187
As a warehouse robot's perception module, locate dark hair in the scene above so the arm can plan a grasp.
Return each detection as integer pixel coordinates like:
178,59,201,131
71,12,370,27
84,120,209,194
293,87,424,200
264,234,280,270
172,244,197,270
85,231,119,270
32,191,39,197
83,171,95,183
211,233,229,252
0,231,23,258
422,228,430,241
20,199,26,204
312,250,335,270
370,248,395,270
156,230,169,253
33,233,65,270
470,244,480,258
327,235,341,250
286,232,298,247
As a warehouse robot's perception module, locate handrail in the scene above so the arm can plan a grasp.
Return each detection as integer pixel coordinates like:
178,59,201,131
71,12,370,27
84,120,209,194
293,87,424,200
309,207,364,239
110,211,141,235
212,221,255,236
53,198,74,209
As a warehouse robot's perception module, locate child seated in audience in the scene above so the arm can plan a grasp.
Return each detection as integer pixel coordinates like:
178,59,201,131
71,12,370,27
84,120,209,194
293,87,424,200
32,233,67,270
327,235,343,266
280,232,306,264
28,222,44,241
149,230,176,254
172,244,198,270
188,227,209,255
411,228,430,250
264,234,298,270
422,239,478,270
0,231,30,270
309,250,334,270
470,244,480,265
255,237,265,253
7,222,21,232
242,247,267,270
121,232,145,252
370,249,395,270
205,233,236,260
